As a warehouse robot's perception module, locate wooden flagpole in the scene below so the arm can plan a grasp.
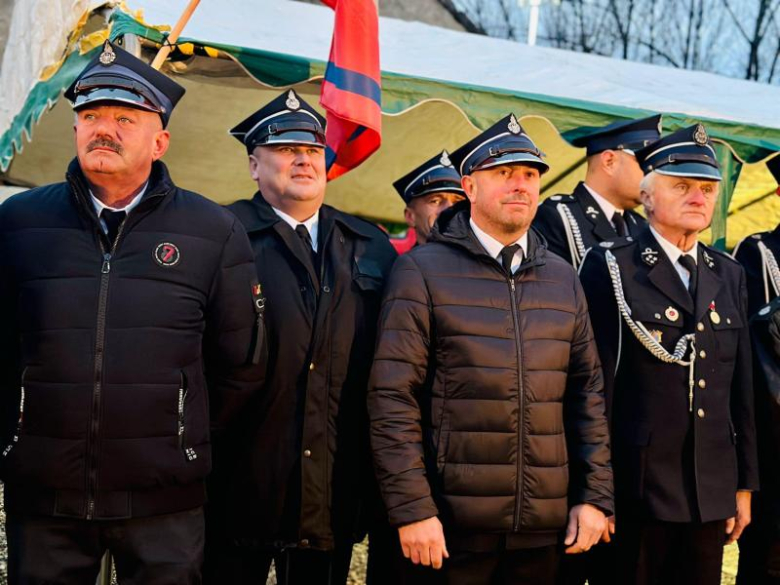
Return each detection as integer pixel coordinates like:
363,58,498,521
150,0,201,70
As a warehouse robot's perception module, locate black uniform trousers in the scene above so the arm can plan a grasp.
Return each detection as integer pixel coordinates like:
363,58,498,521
615,512,726,585
6,506,204,585
205,541,353,585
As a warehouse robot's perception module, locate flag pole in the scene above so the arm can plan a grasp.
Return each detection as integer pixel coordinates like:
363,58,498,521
150,0,201,70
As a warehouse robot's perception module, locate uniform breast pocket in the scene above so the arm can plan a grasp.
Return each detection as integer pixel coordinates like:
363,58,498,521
629,300,684,351
352,256,385,294
711,314,743,362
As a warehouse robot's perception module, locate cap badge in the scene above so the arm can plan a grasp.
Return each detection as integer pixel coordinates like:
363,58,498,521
693,124,709,146
507,114,521,135
440,151,452,167
641,247,659,266
665,306,680,322
285,90,301,111
99,41,116,66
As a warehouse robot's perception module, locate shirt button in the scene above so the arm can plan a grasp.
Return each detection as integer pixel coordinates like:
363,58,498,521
698,379,706,389
699,350,707,359
303,449,312,458
697,408,705,418
309,362,315,371
323,285,331,293
697,323,705,332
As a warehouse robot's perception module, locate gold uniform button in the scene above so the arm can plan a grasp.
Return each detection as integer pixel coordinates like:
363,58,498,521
697,408,705,418
309,362,315,371
699,350,707,359
300,539,310,547
304,449,312,458
698,379,706,389
696,323,705,332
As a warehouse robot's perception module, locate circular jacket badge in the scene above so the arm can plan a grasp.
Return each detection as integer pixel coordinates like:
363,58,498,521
154,242,181,267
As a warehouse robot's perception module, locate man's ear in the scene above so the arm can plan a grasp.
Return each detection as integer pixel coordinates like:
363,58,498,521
248,153,260,181
151,130,171,161
462,175,477,204
601,150,618,176
403,206,416,229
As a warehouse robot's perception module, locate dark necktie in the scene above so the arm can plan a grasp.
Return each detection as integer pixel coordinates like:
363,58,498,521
678,254,698,299
295,224,316,265
612,211,628,237
500,244,522,274
101,209,126,246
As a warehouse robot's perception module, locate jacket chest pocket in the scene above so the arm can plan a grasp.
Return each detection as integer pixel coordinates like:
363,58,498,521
628,301,685,351
710,313,743,362
352,256,385,295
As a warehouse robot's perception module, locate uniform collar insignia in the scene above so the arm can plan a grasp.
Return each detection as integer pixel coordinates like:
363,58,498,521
508,114,521,135
702,249,715,268
599,241,614,248
641,247,659,266
285,90,301,110
99,41,116,66
586,205,599,218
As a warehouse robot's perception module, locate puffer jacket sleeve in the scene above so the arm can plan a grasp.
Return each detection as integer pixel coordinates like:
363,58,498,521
368,253,439,527
0,203,21,469
563,267,614,515
205,217,266,435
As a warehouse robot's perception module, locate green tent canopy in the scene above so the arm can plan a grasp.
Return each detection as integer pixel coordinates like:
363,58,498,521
2,0,780,247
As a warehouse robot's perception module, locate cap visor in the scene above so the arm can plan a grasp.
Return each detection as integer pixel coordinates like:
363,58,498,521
73,87,161,113
257,131,326,148
475,152,549,174
655,162,722,182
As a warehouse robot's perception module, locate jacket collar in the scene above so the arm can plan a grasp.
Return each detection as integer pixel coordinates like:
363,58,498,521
573,182,619,240
66,157,174,205
430,201,548,270
241,192,377,240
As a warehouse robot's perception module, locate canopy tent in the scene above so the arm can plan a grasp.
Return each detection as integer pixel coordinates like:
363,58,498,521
2,0,780,247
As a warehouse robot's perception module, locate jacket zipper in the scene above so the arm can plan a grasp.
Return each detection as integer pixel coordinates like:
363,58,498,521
2,368,27,457
178,374,197,461
85,219,128,520
508,275,526,531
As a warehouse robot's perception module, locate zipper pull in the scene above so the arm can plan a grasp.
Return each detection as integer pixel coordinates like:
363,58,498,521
510,279,516,292
101,253,111,274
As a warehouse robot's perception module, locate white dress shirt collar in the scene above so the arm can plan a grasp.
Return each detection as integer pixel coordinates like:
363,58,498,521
469,217,528,274
90,183,147,235
272,206,320,253
649,225,698,288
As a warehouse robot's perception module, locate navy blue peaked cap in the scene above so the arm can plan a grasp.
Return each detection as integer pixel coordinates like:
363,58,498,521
393,150,464,204
64,40,185,128
230,89,326,153
567,114,662,156
449,114,549,176
635,124,721,181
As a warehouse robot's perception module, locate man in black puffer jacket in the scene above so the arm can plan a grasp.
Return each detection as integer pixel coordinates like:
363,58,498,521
368,115,613,585
0,42,262,584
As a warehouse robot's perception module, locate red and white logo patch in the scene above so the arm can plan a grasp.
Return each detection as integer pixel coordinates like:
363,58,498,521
154,242,181,267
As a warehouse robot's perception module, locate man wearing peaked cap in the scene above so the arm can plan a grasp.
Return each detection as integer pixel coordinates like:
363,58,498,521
534,115,661,270
367,113,613,584
393,150,466,247
579,124,758,585
0,40,264,583
733,154,780,585
204,89,397,585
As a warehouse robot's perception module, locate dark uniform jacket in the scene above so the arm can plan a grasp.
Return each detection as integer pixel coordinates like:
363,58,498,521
533,182,646,267
579,227,759,523
215,193,397,551
733,226,780,316
368,205,613,549
0,159,262,520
